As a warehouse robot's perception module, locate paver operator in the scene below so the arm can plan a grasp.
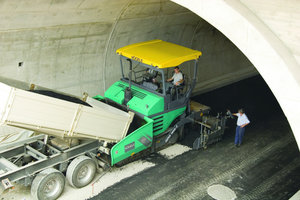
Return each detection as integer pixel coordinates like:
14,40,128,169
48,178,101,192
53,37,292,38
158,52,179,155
166,66,183,92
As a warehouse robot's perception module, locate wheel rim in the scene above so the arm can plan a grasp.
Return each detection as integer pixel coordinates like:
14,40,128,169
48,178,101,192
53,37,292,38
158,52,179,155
42,178,61,198
76,163,94,185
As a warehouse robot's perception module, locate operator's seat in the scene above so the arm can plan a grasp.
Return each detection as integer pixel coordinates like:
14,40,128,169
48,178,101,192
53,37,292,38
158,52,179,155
174,73,186,99
167,73,186,100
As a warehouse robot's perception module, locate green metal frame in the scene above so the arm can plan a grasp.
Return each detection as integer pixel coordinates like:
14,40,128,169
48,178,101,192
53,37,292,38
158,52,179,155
104,81,164,116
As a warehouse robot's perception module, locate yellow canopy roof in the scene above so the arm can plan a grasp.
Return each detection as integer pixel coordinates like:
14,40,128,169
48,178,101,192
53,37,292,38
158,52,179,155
116,39,202,69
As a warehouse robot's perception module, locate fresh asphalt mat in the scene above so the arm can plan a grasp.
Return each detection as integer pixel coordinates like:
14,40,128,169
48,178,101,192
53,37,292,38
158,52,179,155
90,76,300,200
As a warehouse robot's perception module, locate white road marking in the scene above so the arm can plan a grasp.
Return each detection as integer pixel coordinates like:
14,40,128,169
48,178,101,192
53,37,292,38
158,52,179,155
207,184,237,200
289,190,300,200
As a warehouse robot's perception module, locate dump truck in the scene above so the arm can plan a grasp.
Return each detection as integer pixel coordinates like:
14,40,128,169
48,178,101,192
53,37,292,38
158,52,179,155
0,40,228,200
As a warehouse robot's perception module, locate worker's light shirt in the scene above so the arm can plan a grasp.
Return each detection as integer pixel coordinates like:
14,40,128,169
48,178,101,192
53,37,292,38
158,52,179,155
172,72,183,84
237,113,250,126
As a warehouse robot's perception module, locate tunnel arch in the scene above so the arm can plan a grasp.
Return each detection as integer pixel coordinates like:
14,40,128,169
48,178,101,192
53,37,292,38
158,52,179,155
172,0,300,148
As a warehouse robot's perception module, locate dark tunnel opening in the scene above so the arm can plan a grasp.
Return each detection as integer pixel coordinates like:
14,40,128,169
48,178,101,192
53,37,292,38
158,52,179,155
191,75,287,140
192,75,283,122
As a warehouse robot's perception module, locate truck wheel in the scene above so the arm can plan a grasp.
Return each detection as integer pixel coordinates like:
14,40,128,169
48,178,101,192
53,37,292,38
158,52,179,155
66,155,96,188
31,168,65,200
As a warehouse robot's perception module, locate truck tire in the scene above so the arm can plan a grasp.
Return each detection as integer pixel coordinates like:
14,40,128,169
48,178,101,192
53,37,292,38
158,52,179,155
31,168,65,200
66,155,96,188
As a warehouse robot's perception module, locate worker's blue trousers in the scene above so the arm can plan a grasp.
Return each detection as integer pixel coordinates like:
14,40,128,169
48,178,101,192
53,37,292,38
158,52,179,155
235,126,245,145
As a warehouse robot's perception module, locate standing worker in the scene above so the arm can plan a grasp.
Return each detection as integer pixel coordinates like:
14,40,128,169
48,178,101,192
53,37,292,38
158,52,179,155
232,108,250,147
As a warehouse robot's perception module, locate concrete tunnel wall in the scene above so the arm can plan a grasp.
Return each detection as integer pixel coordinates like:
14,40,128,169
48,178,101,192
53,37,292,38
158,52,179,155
7,0,300,145
0,0,258,137
0,0,256,96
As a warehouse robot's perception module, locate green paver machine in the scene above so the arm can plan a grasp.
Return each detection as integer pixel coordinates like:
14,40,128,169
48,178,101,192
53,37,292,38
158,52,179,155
94,39,227,165
95,39,201,164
